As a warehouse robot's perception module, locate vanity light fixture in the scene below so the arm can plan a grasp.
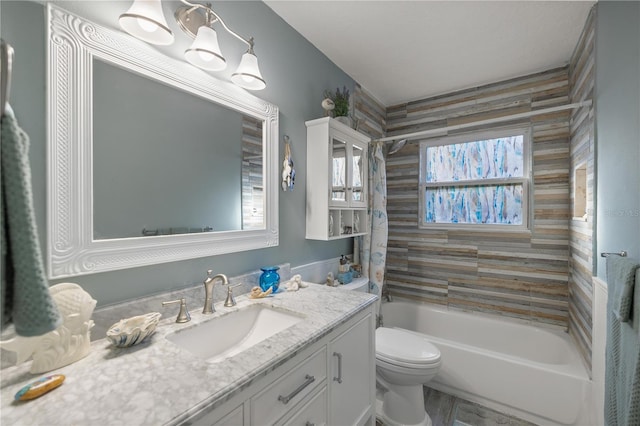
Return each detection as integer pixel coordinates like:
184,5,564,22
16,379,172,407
119,0,174,45
119,0,266,90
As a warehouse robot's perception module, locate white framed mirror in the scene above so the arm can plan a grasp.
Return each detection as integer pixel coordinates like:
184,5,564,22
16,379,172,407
47,5,279,278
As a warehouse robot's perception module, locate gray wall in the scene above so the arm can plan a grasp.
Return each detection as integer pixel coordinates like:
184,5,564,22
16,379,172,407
595,1,640,276
1,1,354,306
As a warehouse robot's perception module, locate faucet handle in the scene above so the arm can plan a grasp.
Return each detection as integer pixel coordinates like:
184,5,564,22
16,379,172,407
224,283,242,307
162,298,191,323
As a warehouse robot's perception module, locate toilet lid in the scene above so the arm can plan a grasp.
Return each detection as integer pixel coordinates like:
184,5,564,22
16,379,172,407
376,327,440,366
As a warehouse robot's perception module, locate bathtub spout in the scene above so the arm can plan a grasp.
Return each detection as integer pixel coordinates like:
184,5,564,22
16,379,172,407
382,285,392,302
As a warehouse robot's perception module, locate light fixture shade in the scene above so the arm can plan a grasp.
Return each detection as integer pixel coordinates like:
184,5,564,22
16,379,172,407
119,0,174,46
184,26,227,71
231,52,266,91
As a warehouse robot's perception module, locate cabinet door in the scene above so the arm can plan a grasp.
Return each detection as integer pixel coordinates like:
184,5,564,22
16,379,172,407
329,313,375,426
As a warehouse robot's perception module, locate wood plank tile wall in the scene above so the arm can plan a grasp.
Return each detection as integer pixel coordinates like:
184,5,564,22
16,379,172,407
353,83,386,139
568,7,596,372
382,68,572,329
352,14,596,366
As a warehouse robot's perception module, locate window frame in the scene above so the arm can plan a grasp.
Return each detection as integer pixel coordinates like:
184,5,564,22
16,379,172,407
418,126,532,231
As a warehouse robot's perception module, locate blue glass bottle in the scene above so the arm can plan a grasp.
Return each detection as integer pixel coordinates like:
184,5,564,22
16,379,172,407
259,266,280,293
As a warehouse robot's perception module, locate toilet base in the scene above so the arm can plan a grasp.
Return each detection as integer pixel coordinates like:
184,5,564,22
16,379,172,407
375,387,432,426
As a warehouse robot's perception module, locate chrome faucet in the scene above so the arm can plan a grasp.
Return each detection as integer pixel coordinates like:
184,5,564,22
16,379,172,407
203,270,228,314
381,285,392,302
162,298,191,323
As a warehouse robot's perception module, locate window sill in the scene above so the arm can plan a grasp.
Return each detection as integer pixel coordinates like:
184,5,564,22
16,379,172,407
419,223,532,235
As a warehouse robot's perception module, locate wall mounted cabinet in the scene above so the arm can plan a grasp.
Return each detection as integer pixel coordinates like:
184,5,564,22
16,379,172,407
306,117,370,240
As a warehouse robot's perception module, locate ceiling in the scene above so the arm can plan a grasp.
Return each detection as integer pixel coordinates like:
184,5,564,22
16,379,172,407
264,1,595,106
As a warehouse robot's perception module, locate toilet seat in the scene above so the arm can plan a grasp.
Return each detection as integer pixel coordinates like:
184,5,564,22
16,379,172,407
376,327,441,367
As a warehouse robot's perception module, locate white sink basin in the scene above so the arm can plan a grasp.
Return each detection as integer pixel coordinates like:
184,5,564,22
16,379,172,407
166,305,303,362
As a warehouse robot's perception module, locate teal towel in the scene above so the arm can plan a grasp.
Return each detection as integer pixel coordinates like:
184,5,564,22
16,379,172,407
1,105,62,336
608,257,640,322
605,259,640,426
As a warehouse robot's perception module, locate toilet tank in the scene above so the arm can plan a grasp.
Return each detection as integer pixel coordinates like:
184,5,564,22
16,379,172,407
336,276,369,293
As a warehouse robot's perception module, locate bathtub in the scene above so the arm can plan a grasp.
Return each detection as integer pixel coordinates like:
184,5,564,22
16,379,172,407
380,300,591,426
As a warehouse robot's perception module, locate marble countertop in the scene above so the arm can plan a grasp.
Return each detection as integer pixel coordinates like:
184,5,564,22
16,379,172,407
0,284,376,425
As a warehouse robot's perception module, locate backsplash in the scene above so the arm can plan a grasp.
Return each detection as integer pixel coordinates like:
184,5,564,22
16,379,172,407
1,257,345,369
90,263,290,341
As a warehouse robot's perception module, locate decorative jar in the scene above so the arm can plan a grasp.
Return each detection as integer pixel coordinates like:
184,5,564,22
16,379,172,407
259,266,280,293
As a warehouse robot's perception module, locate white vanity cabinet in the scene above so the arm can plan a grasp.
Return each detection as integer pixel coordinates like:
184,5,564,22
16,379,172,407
329,314,376,425
183,306,375,426
306,117,370,240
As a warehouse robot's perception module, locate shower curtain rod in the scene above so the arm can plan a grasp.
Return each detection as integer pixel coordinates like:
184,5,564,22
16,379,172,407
374,100,593,143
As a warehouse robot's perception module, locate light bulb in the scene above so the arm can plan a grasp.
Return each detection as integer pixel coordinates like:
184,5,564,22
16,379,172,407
119,0,174,45
184,26,226,71
198,51,214,62
137,18,158,33
231,51,266,90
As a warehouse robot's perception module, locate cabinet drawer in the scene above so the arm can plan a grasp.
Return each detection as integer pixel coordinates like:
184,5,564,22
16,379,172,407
251,347,326,425
280,387,327,426
212,405,243,426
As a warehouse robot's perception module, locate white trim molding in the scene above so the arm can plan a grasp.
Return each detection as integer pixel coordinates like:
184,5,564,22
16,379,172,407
47,5,279,278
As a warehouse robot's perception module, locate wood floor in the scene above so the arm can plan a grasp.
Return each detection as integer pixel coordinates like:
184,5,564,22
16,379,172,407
376,386,538,426
424,387,538,426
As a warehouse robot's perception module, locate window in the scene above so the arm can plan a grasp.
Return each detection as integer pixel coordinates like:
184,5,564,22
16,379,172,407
419,128,531,229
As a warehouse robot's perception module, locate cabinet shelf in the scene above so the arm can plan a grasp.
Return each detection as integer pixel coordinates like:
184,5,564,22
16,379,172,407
305,117,370,241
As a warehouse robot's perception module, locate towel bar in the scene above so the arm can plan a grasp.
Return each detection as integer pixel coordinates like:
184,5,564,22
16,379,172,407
601,251,628,257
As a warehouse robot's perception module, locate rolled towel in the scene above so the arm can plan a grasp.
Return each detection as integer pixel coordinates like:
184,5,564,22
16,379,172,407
607,256,640,322
1,105,62,336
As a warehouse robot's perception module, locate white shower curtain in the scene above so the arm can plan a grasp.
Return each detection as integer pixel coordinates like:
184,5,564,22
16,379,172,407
359,141,388,315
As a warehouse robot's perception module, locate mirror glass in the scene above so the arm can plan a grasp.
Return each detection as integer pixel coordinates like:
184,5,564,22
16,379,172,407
47,6,278,278
351,144,364,202
331,138,346,202
92,60,263,239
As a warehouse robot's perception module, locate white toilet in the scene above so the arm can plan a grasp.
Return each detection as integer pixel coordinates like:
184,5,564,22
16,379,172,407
375,327,441,426
337,277,442,426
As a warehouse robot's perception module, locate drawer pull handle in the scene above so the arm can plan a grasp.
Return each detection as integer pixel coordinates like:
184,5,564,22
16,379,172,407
333,352,343,384
305,422,315,426
278,374,315,404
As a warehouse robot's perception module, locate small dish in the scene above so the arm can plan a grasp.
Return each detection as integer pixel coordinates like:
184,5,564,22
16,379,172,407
106,312,162,348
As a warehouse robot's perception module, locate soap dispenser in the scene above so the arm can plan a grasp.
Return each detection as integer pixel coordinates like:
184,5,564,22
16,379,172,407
337,255,353,284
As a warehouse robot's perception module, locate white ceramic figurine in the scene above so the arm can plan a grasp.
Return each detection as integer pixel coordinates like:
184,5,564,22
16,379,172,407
1,283,97,373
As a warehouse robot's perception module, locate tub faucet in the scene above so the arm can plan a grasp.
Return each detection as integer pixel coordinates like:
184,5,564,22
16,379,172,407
381,285,392,302
203,270,228,314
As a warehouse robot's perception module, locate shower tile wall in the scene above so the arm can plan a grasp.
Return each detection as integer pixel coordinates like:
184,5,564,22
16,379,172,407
353,83,386,139
384,68,572,329
568,6,596,371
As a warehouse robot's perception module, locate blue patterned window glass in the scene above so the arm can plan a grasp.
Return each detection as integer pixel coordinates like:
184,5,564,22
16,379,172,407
421,133,527,226
426,135,523,183
425,184,523,225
